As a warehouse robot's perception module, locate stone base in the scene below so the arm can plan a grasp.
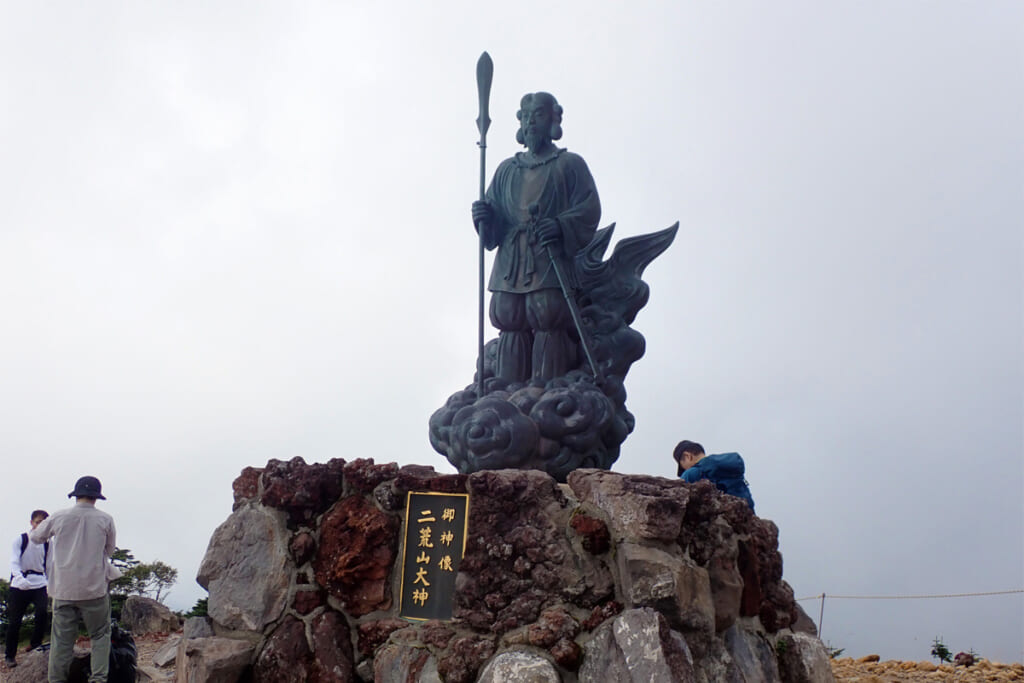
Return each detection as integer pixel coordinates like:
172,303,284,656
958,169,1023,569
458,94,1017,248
191,457,833,682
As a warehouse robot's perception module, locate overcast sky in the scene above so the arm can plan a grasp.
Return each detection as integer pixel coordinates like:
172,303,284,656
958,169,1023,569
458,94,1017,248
2,1,1021,664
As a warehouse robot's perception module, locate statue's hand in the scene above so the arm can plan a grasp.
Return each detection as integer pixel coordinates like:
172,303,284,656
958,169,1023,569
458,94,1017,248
535,218,562,247
472,200,493,227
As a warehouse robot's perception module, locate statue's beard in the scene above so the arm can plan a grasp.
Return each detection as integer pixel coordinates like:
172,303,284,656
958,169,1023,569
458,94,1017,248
524,130,549,151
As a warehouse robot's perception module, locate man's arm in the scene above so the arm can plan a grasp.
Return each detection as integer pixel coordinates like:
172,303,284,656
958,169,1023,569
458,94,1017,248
105,518,116,559
9,535,23,578
28,516,52,545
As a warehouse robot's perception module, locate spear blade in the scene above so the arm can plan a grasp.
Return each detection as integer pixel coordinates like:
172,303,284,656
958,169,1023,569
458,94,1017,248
476,52,492,140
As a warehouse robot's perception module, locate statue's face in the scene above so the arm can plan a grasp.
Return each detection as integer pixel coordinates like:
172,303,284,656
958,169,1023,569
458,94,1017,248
520,100,553,152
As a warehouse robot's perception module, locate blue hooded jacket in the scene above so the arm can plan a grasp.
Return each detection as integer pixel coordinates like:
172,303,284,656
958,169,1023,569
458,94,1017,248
681,452,755,512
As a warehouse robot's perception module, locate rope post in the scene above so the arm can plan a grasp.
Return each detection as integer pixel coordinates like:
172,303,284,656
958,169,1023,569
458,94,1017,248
818,592,826,639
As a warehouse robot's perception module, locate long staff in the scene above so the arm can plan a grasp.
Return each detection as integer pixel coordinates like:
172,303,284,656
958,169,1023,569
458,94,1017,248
528,204,605,385
475,52,492,398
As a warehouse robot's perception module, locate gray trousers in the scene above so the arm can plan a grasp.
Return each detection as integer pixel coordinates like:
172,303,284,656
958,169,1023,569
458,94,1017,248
49,595,110,683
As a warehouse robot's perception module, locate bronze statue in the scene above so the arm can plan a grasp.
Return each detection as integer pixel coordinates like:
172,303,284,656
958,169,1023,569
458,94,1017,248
430,56,677,482
471,91,601,383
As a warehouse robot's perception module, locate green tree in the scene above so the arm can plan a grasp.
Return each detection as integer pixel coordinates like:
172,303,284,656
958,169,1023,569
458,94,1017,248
108,548,179,617
127,561,179,602
825,641,845,659
931,636,952,663
186,597,209,618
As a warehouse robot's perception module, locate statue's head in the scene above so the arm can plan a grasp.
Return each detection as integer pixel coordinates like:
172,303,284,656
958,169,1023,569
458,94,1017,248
516,92,563,149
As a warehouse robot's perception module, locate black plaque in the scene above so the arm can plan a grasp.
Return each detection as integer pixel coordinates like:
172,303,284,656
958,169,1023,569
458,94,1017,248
398,491,470,621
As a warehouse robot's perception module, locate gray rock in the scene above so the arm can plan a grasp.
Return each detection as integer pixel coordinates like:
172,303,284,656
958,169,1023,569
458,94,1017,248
774,632,835,683
616,542,715,655
5,647,49,683
568,470,690,542
477,651,561,682
724,622,780,682
791,602,819,636
152,635,182,667
579,607,695,682
183,615,215,639
8,647,94,683
707,550,744,633
174,636,255,683
122,595,181,635
196,504,291,631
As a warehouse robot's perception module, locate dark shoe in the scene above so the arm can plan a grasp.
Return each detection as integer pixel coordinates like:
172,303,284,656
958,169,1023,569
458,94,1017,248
4,656,16,668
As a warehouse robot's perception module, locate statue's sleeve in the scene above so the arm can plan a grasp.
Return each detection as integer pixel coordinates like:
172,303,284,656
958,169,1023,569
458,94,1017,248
554,153,601,255
482,159,515,251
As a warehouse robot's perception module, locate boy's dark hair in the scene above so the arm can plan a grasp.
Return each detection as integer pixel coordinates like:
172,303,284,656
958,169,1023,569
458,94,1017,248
31,509,48,522
673,440,705,476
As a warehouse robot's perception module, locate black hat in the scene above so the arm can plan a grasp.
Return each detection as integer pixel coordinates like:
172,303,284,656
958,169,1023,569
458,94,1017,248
68,476,106,500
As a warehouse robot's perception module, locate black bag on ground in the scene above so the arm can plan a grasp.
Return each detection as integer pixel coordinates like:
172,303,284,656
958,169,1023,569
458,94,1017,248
59,621,137,683
108,621,137,683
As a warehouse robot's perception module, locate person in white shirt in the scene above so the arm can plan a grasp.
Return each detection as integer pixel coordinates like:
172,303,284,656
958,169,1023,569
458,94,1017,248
31,476,117,683
4,509,49,668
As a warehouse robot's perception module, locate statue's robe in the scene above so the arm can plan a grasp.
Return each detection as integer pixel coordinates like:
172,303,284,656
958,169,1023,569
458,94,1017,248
482,148,601,293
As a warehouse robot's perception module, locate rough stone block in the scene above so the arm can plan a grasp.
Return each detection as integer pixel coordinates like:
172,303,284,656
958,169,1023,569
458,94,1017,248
122,595,181,635
152,635,182,667
774,632,835,683
568,469,689,542
477,651,561,682
616,542,715,653
175,637,254,683
724,621,780,682
578,607,694,682
313,494,399,615
252,616,311,682
310,610,355,682
182,615,214,639
373,643,441,683
197,504,291,631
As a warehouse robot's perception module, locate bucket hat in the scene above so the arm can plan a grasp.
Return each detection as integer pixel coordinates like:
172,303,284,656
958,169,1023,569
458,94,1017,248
68,476,106,500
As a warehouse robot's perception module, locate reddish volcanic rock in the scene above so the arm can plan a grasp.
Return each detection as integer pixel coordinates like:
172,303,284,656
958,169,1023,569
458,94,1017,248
394,464,469,493
314,495,399,615
232,466,263,510
289,531,316,566
310,610,355,682
260,456,346,526
550,637,583,670
292,588,325,615
582,600,623,630
343,458,400,493
527,607,580,648
437,635,496,683
570,513,610,554
252,616,311,682
357,618,410,657
420,621,456,649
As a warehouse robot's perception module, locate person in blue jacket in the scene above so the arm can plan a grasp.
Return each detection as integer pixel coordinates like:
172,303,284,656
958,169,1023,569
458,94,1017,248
674,440,755,512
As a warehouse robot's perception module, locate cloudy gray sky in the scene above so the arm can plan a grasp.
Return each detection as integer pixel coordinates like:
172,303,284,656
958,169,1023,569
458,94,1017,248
2,1,1021,663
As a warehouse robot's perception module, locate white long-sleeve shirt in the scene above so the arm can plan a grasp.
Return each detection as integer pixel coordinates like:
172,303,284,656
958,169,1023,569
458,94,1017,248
8,532,47,591
30,501,116,601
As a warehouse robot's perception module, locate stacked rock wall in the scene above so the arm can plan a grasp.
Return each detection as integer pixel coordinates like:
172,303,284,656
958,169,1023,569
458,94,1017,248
184,457,833,682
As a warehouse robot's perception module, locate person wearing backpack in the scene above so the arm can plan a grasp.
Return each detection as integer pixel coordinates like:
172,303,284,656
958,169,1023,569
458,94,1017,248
5,509,50,669
30,476,117,683
674,440,756,513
